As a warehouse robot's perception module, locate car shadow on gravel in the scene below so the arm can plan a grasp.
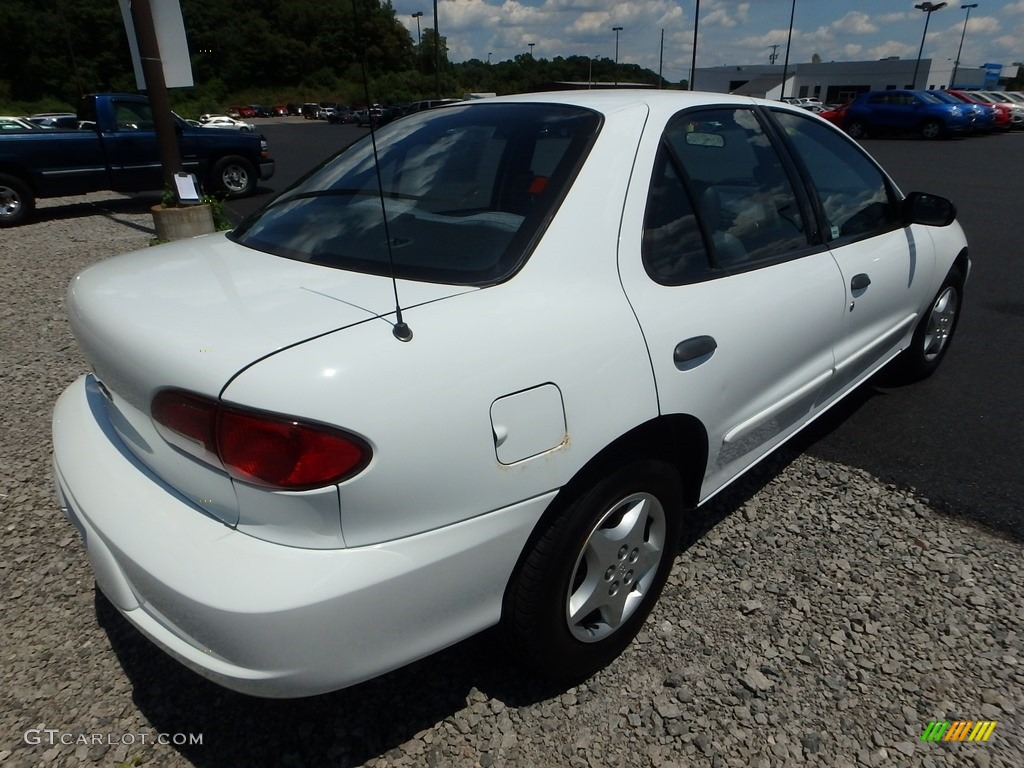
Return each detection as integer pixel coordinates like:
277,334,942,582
33,194,159,234
92,387,887,767
95,590,564,767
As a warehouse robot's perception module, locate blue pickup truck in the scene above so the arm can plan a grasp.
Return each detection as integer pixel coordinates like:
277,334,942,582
0,93,275,226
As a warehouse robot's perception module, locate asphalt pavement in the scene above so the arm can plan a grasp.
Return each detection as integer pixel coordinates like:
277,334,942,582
227,116,1024,540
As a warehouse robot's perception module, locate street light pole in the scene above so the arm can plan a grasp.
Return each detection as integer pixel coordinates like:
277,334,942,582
612,26,623,87
780,0,796,99
528,42,535,57
432,0,440,98
950,3,978,89
913,2,948,90
411,11,423,47
690,0,700,90
411,11,423,76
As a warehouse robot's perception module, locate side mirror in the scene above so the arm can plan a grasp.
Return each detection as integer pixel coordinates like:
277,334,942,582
903,191,956,227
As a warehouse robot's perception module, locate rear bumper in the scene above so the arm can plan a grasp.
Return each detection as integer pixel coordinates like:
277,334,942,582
52,374,553,697
258,159,275,181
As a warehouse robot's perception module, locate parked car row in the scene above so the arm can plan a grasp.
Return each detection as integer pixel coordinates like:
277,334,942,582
197,113,256,132
227,104,290,119
815,89,1024,140
1,112,97,131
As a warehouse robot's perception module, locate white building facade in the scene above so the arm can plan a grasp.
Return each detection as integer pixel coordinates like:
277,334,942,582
693,58,1010,102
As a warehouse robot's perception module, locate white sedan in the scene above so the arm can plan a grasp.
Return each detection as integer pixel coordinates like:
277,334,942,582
197,114,255,132
53,90,968,698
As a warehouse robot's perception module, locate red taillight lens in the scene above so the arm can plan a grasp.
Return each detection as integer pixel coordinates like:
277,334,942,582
151,390,218,460
151,390,370,490
217,408,367,489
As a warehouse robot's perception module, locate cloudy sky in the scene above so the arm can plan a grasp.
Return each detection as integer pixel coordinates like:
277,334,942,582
393,0,1024,81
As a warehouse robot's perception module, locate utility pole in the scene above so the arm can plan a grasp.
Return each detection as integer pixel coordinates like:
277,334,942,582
128,0,182,196
769,44,780,65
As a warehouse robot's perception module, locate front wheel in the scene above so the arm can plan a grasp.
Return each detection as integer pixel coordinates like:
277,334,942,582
0,173,35,227
210,156,256,198
846,120,868,140
503,459,683,683
887,267,963,383
921,119,944,140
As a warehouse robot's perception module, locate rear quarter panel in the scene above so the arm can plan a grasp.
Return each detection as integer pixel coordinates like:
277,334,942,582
220,103,659,546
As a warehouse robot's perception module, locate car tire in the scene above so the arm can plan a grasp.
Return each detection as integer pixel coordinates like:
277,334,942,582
210,156,256,198
503,459,683,683
921,119,944,140
0,173,34,228
887,267,963,383
846,120,868,140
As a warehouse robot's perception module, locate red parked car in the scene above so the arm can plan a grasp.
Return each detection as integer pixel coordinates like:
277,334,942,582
819,102,850,127
229,105,257,119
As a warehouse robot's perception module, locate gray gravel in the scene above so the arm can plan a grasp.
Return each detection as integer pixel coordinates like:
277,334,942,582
1,193,1021,768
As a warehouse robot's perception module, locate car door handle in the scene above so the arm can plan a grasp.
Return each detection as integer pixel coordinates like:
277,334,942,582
851,273,871,291
674,335,717,369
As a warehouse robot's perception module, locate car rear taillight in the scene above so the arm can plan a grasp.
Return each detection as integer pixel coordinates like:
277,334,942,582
152,390,370,490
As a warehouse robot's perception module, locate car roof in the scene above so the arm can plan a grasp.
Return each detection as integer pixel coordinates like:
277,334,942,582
457,89,785,121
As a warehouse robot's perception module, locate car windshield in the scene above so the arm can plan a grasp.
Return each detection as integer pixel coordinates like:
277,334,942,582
232,103,602,285
919,92,944,104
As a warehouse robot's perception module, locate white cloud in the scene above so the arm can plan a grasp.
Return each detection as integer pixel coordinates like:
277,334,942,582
993,34,1023,51
965,16,1001,35
831,12,878,36
866,41,915,60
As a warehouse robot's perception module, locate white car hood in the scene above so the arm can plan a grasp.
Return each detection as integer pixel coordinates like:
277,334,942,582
68,233,473,407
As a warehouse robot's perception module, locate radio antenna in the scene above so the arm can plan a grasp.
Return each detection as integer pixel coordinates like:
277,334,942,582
353,0,412,342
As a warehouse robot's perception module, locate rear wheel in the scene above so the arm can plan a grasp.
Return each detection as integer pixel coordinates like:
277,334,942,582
503,459,683,682
210,156,256,197
0,173,34,227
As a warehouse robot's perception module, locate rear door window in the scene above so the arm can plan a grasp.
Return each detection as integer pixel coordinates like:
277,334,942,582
642,106,810,284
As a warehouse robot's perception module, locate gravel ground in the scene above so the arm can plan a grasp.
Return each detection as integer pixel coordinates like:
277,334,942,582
1,193,1021,768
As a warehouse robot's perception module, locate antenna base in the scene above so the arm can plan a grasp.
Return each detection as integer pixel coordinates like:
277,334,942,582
393,322,413,342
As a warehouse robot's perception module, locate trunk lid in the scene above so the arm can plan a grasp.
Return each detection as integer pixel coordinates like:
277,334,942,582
68,234,472,524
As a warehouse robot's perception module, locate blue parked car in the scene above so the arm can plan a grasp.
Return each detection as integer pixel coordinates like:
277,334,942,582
929,90,994,134
843,90,974,140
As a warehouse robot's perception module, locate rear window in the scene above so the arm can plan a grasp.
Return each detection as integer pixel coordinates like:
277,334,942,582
231,103,602,285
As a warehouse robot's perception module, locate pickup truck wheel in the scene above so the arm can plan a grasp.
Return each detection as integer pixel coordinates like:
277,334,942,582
211,156,256,198
0,174,34,227
503,459,683,683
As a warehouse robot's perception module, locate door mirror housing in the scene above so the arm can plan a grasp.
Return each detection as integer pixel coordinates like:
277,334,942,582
903,191,956,227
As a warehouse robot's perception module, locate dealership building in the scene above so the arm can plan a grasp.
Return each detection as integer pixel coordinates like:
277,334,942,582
694,58,1015,102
